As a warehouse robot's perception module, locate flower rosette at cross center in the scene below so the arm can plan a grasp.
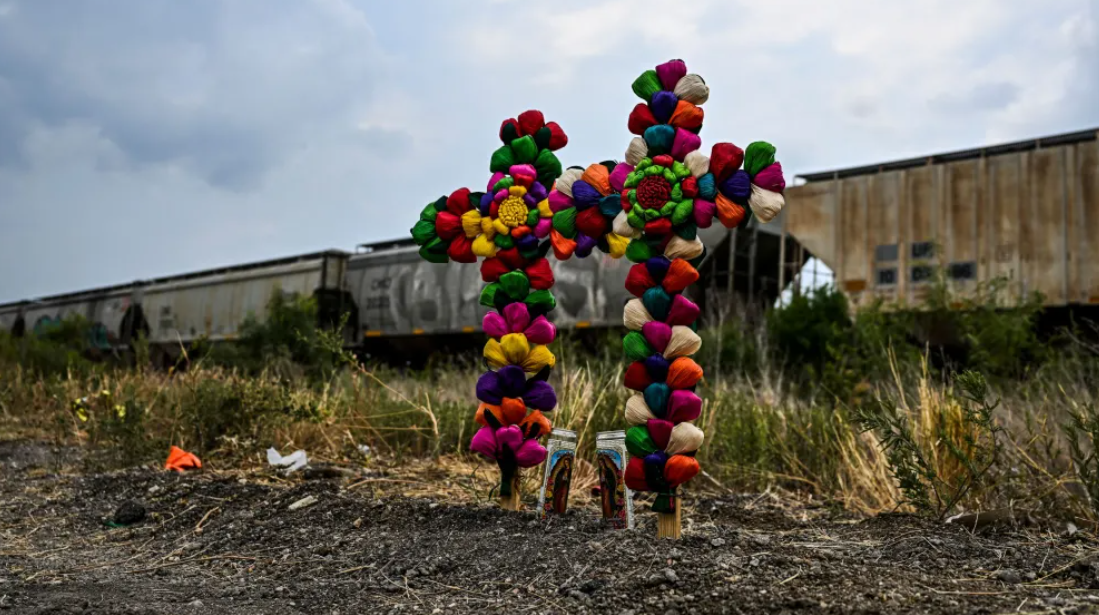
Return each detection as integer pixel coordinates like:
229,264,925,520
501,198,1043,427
409,111,569,503
616,58,712,266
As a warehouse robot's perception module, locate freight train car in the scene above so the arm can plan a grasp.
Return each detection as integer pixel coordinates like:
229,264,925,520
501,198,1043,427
0,207,798,363
345,213,796,325
783,127,1099,311
0,250,353,364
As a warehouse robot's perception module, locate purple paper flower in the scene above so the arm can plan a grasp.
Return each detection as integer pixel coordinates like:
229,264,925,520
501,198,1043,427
476,365,557,412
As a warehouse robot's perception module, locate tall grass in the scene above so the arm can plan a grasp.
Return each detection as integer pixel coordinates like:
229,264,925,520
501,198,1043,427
1,345,1094,519
2,279,1099,521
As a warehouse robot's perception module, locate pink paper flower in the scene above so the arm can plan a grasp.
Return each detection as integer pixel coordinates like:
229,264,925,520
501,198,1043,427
482,302,556,345
470,425,548,467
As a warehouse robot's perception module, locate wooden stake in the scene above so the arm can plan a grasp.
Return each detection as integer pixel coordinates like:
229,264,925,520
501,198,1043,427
499,474,521,511
657,506,682,539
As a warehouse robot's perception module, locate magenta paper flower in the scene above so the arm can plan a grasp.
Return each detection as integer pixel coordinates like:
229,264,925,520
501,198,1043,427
470,425,548,468
482,302,556,345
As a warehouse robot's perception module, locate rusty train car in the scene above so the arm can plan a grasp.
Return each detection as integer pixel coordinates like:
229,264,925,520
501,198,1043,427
783,127,1099,311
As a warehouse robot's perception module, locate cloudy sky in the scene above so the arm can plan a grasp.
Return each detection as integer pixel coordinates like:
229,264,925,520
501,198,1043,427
1,0,1096,302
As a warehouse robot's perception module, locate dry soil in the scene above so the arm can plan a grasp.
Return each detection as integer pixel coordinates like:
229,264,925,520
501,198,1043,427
3,440,1099,615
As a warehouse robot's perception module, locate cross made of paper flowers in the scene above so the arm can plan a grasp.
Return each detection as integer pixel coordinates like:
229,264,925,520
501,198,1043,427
409,60,788,516
410,110,569,501
543,59,788,517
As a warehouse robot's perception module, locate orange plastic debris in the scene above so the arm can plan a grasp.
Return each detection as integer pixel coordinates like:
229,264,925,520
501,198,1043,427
165,445,202,472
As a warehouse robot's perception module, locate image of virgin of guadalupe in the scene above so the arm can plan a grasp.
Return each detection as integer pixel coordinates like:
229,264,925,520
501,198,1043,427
598,452,625,525
550,455,572,514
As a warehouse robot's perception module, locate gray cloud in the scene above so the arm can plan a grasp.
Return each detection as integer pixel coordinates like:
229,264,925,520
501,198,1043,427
355,127,414,159
1,0,1097,304
0,0,384,190
930,81,1021,112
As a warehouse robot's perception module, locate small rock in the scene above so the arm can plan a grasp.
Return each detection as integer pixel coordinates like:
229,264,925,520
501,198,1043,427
112,500,146,526
1025,572,1037,582
188,599,204,608
663,568,679,583
749,534,772,546
711,538,726,547
578,579,603,594
995,569,1022,584
288,496,317,511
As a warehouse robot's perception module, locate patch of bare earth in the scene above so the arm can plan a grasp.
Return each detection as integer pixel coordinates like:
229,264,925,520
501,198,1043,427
2,439,1099,615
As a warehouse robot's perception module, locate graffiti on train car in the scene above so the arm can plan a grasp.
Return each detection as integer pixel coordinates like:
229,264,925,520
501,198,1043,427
348,248,641,335
89,323,111,349
32,315,61,336
30,314,114,349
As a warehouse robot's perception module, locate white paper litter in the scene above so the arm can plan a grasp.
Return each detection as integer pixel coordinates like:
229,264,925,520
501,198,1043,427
266,447,308,474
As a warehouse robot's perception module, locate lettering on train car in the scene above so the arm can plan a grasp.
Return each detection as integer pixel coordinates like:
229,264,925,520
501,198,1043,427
365,296,390,310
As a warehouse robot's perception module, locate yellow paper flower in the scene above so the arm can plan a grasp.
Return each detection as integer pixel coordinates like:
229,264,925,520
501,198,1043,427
522,345,556,372
605,233,630,259
461,210,483,238
483,332,556,374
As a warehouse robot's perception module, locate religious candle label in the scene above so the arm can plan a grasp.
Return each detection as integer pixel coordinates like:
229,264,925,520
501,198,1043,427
538,428,577,518
596,430,635,530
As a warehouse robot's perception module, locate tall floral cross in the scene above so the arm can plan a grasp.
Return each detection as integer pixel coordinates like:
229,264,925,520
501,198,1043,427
542,59,787,536
409,111,571,508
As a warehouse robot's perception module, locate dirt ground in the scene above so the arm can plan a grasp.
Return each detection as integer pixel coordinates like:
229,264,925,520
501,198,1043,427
3,440,1099,615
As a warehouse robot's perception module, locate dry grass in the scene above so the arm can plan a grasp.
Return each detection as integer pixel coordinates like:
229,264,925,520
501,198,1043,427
0,347,1095,521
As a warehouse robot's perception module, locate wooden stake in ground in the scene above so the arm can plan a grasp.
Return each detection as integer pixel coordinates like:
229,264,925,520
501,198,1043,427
499,473,521,511
656,492,681,539
657,509,681,540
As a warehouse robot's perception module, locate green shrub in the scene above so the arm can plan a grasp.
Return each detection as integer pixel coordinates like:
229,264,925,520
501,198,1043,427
766,286,914,400
953,280,1045,379
176,373,325,452
767,286,852,380
69,387,153,465
1064,402,1099,516
199,288,344,382
700,319,762,378
0,315,97,377
855,370,1002,519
